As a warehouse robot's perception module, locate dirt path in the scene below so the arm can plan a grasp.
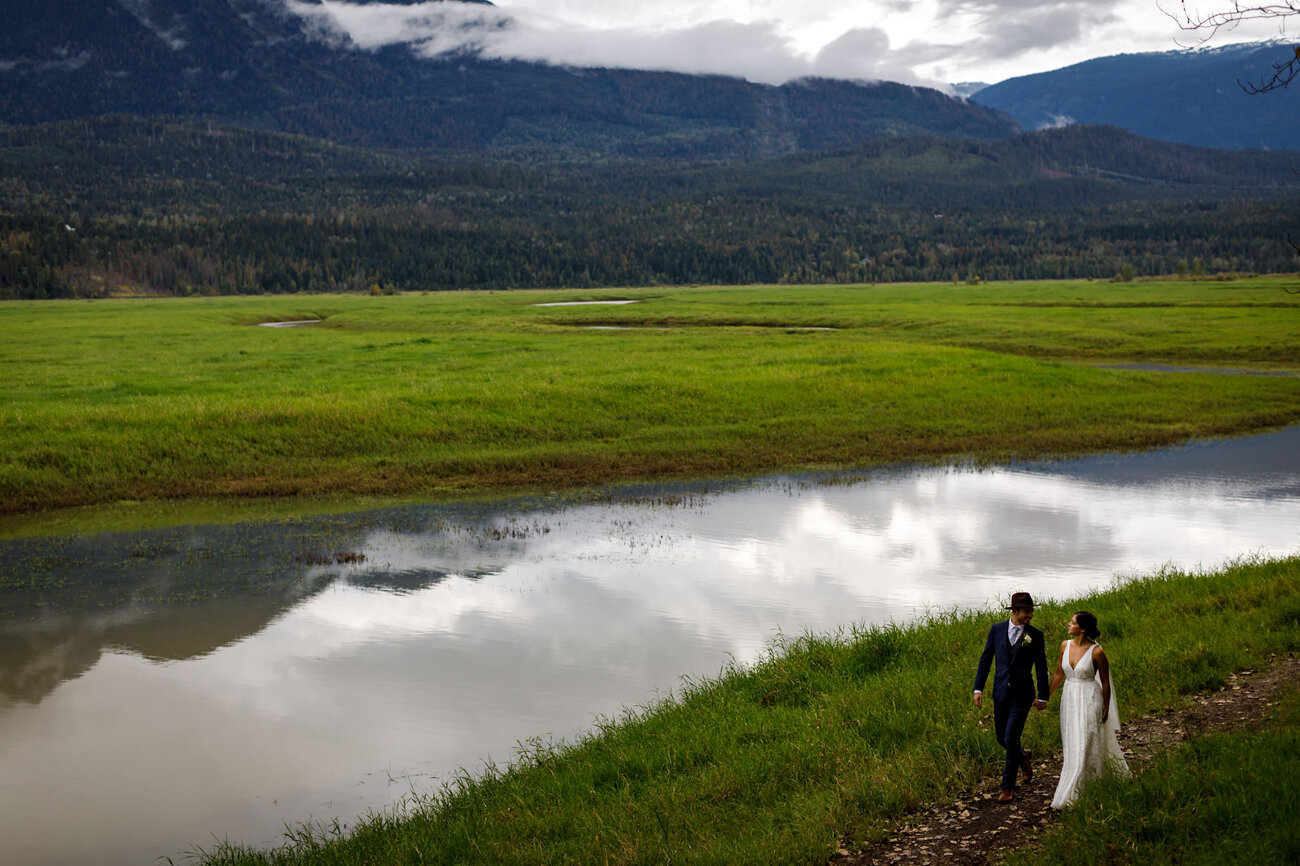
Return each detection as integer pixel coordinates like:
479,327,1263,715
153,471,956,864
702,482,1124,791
833,653,1300,865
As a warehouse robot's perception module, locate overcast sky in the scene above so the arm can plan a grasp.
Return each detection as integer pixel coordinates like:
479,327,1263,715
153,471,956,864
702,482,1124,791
288,0,1290,88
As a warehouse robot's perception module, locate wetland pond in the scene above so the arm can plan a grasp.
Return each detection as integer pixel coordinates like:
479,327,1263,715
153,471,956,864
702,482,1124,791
3,428,1300,864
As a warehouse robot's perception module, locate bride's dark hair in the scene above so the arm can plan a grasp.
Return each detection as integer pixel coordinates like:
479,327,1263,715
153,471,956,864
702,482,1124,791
1075,611,1101,640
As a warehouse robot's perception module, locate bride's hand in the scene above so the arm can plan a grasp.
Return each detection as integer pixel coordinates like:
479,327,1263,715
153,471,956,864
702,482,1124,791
1100,708,1109,723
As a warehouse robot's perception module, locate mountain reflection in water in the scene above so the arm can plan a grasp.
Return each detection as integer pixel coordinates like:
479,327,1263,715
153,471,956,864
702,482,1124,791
1,427,1298,866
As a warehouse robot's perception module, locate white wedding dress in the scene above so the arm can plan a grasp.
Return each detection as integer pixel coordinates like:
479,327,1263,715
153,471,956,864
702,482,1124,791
1051,642,1130,809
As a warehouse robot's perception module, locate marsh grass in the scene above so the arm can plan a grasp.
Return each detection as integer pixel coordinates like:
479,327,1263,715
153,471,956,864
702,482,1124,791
197,555,1300,865
3,279,1298,532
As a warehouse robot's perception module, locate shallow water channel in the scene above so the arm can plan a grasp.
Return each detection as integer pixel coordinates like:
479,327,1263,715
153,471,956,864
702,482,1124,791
2,428,1300,864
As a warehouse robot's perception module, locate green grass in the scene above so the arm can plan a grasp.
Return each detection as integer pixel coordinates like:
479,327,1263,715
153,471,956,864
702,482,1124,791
2,278,1298,534
1007,679,1300,865
194,555,1300,865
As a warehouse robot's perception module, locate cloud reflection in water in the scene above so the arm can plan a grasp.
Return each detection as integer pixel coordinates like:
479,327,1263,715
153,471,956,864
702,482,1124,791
1,429,1298,865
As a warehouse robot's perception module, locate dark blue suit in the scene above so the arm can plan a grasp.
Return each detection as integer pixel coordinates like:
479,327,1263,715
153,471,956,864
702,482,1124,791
974,620,1049,790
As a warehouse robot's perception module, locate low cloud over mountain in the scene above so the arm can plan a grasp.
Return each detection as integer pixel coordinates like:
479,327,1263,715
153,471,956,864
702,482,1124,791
283,0,1176,87
285,0,937,86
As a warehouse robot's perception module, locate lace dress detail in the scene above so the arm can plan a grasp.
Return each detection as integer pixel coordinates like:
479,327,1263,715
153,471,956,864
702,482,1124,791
1051,643,1129,809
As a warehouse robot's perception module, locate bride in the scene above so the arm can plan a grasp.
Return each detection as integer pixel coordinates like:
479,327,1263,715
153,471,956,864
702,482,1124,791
1049,611,1129,809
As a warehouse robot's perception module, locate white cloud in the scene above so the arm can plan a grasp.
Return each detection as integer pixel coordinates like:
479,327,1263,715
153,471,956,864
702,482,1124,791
286,0,951,85
284,0,1286,87
475,16,815,83
1041,113,1076,129
811,27,932,84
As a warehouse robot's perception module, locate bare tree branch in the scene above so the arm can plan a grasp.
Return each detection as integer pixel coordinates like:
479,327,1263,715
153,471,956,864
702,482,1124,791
1169,1,1300,37
1240,49,1300,91
1161,1,1300,91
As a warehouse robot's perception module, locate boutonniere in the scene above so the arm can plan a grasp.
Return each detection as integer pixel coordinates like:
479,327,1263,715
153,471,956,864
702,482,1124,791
1022,635,1033,646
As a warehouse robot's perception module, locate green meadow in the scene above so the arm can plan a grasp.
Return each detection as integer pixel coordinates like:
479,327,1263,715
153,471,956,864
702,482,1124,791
2,277,1299,534
198,555,1300,865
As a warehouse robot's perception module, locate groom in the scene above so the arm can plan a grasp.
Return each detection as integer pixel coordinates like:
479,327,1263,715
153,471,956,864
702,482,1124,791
973,591,1049,802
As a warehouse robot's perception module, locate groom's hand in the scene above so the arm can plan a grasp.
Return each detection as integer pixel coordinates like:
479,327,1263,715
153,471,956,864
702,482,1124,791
1032,699,1047,711
972,692,983,708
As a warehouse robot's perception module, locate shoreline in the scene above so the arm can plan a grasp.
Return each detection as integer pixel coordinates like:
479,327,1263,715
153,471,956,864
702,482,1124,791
5,421,1298,540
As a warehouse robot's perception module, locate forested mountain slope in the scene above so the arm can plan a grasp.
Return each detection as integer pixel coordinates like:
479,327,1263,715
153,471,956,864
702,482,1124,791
4,118,1297,298
973,42,1299,151
1,0,1017,158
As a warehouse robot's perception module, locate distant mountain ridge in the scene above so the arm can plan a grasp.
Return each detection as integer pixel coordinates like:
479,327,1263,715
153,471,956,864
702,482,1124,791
0,0,1019,158
973,42,1299,151
4,3,1298,159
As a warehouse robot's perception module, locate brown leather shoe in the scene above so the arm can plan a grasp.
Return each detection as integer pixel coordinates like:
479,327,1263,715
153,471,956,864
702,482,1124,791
1020,749,1033,783
998,788,1014,802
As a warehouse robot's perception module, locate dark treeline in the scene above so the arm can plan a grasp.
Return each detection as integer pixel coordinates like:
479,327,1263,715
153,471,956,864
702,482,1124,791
3,119,1299,299
7,201,1293,298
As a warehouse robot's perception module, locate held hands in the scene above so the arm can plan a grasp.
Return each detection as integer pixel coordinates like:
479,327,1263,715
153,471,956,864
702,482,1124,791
972,694,1047,711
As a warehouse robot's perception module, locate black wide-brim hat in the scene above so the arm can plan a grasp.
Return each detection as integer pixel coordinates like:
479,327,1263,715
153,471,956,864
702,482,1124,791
1005,591,1035,610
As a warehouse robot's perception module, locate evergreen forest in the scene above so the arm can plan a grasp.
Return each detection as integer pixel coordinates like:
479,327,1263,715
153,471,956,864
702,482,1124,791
3,117,1299,300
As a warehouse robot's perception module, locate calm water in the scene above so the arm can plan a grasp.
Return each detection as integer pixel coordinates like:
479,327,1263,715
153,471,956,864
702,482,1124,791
2,428,1299,864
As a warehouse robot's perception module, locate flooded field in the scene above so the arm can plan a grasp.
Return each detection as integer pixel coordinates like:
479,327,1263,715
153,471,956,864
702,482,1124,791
2,428,1299,864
